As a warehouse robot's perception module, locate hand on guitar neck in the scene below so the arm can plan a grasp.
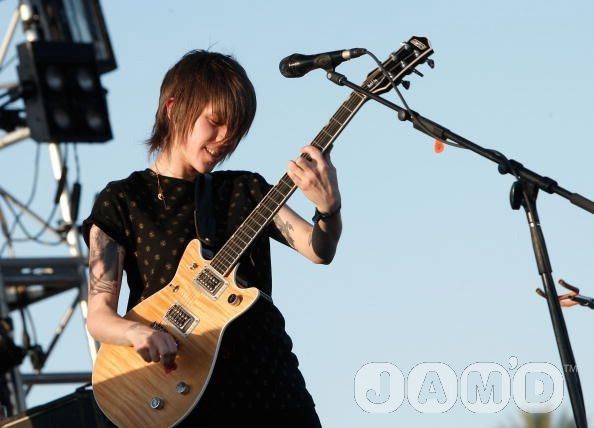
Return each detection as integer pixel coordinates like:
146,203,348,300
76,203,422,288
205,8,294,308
287,145,341,215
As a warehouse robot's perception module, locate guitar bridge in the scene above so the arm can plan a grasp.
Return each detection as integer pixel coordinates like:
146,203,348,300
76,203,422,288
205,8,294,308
151,321,169,333
164,303,199,336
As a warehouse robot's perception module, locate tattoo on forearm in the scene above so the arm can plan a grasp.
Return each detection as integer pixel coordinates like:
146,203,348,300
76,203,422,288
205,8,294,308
89,227,124,295
273,215,295,248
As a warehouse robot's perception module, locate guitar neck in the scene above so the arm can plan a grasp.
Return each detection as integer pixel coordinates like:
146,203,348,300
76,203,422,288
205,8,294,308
210,90,368,276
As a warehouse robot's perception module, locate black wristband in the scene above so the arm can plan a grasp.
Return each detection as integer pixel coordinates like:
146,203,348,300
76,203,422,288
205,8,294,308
312,205,341,223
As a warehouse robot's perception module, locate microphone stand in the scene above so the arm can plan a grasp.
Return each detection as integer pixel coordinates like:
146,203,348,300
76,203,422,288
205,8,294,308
326,70,591,427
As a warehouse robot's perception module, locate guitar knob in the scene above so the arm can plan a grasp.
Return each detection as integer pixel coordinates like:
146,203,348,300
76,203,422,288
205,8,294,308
227,294,242,306
176,382,190,395
150,396,164,410
427,59,435,69
401,81,411,90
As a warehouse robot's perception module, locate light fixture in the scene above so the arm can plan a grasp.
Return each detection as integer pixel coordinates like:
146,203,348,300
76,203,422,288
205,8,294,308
17,41,112,142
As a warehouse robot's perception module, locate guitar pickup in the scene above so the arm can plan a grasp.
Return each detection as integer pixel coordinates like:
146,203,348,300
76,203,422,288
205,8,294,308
194,266,226,299
164,303,199,336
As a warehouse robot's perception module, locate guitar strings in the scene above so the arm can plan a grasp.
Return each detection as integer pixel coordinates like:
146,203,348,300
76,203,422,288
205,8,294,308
172,87,367,328
211,92,365,276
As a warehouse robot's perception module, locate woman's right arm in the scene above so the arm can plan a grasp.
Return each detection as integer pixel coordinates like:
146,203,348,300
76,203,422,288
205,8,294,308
87,224,177,366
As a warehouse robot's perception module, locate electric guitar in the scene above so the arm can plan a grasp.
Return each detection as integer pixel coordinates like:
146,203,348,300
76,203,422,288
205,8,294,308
92,36,434,427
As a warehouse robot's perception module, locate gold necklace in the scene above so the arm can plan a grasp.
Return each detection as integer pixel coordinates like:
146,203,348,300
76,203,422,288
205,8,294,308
153,164,168,209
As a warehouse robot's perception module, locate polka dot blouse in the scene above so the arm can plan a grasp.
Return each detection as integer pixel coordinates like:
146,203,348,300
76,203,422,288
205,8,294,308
82,169,316,415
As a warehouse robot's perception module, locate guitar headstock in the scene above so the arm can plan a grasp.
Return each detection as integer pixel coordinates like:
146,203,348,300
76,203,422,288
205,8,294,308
363,36,434,95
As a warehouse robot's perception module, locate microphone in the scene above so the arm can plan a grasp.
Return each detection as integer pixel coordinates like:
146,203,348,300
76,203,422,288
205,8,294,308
279,48,366,78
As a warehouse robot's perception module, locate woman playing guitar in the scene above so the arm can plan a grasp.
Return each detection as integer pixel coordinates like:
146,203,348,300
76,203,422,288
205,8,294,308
83,49,341,427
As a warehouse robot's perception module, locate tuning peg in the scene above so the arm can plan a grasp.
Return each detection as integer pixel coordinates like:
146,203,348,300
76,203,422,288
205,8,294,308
401,80,411,90
412,69,424,77
400,42,412,50
427,59,435,69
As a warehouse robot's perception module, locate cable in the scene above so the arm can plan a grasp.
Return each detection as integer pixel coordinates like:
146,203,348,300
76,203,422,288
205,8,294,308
0,144,66,256
2,143,41,236
23,142,40,207
364,50,413,109
24,307,38,346
69,144,83,223
0,54,17,74
365,49,463,149
73,144,81,182
486,148,522,180
19,308,31,352
4,197,61,242
0,143,41,249
366,49,522,180
0,197,62,251
0,97,13,109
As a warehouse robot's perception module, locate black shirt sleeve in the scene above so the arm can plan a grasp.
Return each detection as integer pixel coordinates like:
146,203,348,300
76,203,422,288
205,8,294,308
81,181,131,250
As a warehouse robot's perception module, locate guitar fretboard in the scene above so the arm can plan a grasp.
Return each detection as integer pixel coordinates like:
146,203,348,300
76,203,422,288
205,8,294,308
210,90,368,276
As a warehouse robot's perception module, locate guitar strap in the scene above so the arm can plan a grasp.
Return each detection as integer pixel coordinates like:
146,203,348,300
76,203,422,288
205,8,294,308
194,173,217,254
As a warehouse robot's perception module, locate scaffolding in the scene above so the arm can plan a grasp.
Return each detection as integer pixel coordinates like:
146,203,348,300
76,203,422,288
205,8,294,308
0,2,99,417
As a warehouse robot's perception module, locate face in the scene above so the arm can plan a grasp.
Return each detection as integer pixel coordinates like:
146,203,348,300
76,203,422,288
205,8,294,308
176,104,233,174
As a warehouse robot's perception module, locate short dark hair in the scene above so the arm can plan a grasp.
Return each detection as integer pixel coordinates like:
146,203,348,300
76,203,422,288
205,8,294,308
146,50,257,156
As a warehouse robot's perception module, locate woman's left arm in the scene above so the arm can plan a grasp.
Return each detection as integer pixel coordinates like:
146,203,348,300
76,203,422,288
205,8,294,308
272,146,342,264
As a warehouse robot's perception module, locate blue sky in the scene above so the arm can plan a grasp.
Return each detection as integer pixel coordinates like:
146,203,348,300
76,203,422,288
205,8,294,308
0,1,593,426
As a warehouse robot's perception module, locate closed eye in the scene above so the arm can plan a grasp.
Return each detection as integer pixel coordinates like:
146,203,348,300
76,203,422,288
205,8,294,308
207,116,223,127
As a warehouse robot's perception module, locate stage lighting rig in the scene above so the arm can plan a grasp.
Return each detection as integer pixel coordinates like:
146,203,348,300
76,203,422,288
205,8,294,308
16,40,112,143
26,0,116,74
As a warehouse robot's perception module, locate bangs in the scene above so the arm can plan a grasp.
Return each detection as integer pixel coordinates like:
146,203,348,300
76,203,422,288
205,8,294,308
176,55,256,150
147,50,256,156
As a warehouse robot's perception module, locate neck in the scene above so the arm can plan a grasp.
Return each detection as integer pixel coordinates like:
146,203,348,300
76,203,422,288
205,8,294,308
152,151,198,181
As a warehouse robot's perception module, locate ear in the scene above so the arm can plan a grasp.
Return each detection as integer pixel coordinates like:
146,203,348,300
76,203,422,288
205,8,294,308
165,98,175,120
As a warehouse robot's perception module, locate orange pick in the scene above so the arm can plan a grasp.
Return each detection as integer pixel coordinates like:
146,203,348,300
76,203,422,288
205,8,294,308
434,139,445,154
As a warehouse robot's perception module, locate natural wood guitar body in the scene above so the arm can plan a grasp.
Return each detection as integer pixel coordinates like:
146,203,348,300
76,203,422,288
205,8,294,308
92,239,260,427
